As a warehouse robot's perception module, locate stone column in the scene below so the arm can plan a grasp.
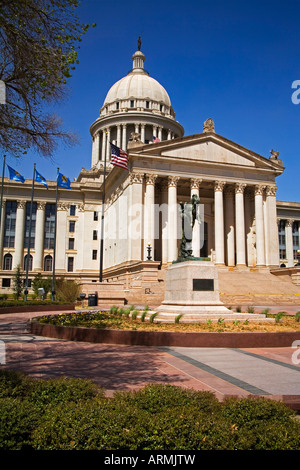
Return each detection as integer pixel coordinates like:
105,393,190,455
144,173,158,260
33,202,46,271
214,181,225,265
101,129,107,161
254,185,266,267
167,130,172,140
190,178,202,257
91,132,100,167
168,176,180,262
153,125,157,139
158,126,163,141
265,185,280,267
0,200,5,268
244,190,254,266
13,200,26,269
135,123,140,134
55,203,68,272
122,124,127,150
160,181,169,264
285,219,294,267
117,125,121,148
224,186,235,266
140,124,145,143
128,172,144,261
106,127,111,159
235,183,247,266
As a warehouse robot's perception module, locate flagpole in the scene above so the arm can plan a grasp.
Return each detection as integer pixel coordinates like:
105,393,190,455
0,154,6,235
99,144,107,282
52,168,59,301
24,163,36,301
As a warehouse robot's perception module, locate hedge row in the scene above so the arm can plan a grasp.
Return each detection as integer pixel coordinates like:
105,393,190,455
0,370,299,450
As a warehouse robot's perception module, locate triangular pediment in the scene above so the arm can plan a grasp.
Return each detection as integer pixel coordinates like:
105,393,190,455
130,132,284,173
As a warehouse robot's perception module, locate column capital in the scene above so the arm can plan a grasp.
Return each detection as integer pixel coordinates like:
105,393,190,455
265,185,277,197
286,218,294,227
168,175,180,187
214,180,226,192
17,199,26,209
235,182,247,194
145,173,158,185
129,171,144,184
57,202,68,211
254,184,266,196
190,178,202,190
37,201,46,210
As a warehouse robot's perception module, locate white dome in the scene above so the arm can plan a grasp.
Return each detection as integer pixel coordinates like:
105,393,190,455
103,73,171,108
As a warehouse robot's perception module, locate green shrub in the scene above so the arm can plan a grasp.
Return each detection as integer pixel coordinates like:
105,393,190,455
247,306,255,313
275,311,286,322
0,370,35,399
236,305,242,312
131,309,138,320
295,311,300,322
114,384,221,415
0,398,40,450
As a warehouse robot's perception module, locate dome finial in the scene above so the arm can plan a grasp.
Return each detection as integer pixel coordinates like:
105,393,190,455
137,36,141,51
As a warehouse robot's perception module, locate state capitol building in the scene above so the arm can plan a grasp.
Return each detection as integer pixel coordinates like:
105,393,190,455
1,43,300,305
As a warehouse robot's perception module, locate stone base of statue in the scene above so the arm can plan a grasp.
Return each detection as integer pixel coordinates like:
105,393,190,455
154,259,272,323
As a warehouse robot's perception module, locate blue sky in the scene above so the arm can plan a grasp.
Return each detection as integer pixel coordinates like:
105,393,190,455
4,0,300,202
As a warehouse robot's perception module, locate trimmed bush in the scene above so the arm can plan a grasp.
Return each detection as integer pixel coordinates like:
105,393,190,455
1,371,300,450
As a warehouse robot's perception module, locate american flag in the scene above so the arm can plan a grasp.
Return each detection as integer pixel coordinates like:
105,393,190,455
110,143,129,170
152,136,160,143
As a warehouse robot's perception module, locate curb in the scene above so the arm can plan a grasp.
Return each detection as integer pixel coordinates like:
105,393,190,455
28,319,300,348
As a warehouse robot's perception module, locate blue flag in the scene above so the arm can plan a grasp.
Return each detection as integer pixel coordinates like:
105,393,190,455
57,172,71,189
7,165,25,183
35,169,48,189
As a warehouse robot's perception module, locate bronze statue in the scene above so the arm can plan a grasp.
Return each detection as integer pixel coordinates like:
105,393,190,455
137,36,141,51
179,194,200,259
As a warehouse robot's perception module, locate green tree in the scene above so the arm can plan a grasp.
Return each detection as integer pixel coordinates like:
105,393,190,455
32,273,52,298
12,265,23,299
0,0,96,157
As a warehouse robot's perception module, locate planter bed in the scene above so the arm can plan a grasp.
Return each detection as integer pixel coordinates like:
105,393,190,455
0,304,75,314
28,318,300,348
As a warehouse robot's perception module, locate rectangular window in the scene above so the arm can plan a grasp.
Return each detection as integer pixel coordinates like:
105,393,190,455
70,205,76,216
44,204,56,249
24,202,37,249
68,257,74,272
69,221,75,233
93,230,97,240
130,100,134,108
92,250,97,260
3,201,17,248
68,238,74,250
2,278,11,287
279,248,286,259
116,102,120,110
146,101,150,109
279,234,286,246
94,211,98,221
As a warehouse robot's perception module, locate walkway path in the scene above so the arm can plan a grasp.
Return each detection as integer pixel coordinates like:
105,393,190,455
0,310,299,409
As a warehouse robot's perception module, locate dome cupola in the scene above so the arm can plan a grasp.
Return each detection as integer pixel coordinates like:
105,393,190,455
90,39,184,168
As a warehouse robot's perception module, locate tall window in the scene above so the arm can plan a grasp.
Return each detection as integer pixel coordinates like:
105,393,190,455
69,221,75,233
44,204,56,249
3,253,12,270
94,211,98,221
92,250,97,260
93,230,98,240
68,238,74,250
44,255,52,272
293,221,299,259
24,254,33,271
3,201,17,248
70,205,76,216
68,257,74,272
24,202,37,249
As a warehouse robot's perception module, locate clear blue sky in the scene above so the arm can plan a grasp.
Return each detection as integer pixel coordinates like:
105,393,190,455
5,0,300,202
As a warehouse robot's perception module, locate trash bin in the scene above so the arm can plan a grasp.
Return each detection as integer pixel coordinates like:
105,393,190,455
88,293,98,307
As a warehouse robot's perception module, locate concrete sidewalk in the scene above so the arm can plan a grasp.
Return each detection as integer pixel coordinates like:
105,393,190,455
0,310,299,409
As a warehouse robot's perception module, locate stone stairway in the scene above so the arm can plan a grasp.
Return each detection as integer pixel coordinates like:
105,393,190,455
218,270,300,306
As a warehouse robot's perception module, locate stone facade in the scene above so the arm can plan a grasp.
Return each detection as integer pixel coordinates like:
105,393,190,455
0,45,300,297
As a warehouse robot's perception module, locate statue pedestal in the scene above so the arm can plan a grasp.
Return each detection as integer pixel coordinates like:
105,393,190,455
154,260,256,323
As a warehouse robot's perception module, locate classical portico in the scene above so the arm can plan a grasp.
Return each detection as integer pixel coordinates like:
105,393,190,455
102,122,283,272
